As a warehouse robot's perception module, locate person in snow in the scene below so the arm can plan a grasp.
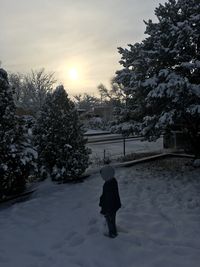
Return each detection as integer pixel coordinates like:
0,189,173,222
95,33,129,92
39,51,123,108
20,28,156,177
99,165,121,238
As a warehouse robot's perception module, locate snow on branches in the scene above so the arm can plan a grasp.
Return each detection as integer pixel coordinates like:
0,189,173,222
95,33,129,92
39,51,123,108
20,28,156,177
34,85,90,181
0,69,37,199
114,0,200,156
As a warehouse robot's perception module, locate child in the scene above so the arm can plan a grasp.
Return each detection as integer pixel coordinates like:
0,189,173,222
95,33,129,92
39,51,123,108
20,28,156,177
99,165,121,238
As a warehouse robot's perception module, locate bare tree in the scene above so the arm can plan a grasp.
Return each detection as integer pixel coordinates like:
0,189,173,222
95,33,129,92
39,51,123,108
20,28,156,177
97,79,127,106
73,93,100,111
9,68,56,114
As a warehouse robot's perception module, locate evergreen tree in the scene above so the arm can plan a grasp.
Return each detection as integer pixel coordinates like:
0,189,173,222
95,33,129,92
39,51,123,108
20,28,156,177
114,0,200,156
0,69,37,199
34,85,90,181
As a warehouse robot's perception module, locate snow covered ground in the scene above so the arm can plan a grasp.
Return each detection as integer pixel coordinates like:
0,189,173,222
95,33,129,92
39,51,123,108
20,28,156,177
85,130,163,165
85,130,111,135
88,137,163,164
0,158,200,267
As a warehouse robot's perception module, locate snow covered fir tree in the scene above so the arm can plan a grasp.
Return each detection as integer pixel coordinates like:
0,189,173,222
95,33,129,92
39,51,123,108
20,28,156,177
34,85,90,182
113,0,200,157
0,69,37,200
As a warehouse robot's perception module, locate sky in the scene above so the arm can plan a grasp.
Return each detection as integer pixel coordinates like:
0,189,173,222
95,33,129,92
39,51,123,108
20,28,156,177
0,0,166,96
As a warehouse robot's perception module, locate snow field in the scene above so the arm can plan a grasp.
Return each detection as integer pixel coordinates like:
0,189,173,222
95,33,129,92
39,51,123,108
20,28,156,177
87,137,163,164
0,158,200,267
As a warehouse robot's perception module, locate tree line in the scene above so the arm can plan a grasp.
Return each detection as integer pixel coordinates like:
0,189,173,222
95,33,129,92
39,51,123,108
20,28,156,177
0,69,89,200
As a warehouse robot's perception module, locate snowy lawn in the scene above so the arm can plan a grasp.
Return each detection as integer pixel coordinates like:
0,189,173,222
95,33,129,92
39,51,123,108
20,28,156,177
88,137,163,165
0,158,200,267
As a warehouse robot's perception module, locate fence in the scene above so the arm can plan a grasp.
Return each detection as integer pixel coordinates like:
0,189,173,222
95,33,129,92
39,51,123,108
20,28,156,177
87,137,163,167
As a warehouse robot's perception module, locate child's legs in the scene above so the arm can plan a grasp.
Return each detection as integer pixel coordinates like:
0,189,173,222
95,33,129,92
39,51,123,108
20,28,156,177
105,212,117,236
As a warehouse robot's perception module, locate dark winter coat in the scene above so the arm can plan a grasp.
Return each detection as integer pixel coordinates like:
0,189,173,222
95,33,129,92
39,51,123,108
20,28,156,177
99,178,121,215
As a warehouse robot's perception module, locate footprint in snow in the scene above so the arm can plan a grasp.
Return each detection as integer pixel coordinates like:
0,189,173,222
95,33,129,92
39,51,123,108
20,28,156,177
51,232,77,250
69,235,85,247
87,226,99,235
51,240,65,250
65,231,77,240
88,218,97,225
73,202,82,209
28,250,45,258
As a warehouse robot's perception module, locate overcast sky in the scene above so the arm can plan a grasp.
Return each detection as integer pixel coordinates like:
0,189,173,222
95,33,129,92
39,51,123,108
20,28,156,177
0,0,166,96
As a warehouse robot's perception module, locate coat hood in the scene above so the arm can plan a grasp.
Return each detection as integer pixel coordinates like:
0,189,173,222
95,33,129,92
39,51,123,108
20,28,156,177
100,165,115,181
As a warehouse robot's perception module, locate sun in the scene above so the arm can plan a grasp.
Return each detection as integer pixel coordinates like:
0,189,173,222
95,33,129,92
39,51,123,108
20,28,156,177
68,68,78,81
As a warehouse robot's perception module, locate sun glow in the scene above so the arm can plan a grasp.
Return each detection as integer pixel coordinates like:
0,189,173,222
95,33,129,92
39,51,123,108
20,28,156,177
68,68,78,81
61,60,90,93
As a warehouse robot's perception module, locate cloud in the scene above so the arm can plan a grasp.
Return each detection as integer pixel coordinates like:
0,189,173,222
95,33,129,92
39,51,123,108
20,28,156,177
0,0,166,95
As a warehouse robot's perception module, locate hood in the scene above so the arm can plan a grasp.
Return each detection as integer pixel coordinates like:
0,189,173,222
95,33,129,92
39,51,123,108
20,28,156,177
100,165,115,181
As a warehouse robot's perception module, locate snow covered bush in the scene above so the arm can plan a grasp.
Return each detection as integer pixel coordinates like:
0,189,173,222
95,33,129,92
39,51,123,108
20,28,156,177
0,69,37,200
114,0,200,156
88,116,108,130
33,85,90,182
20,115,38,178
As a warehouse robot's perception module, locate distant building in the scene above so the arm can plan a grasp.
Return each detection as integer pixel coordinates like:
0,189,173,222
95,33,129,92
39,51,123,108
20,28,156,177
92,105,113,121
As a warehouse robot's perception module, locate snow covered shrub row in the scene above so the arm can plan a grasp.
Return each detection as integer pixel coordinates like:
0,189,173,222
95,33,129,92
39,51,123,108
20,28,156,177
86,116,109,131
0,69,90,199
